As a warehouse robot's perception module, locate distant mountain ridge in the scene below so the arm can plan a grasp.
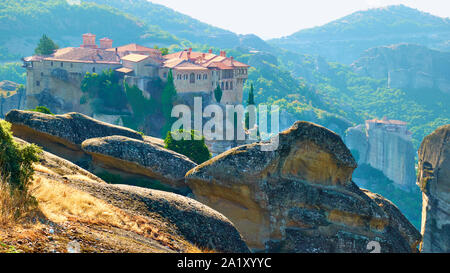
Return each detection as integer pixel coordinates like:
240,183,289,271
269,5,450,64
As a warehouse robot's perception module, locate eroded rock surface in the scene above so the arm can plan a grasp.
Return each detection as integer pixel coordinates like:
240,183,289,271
5,110,143,147
417,124,450,253
81,136,197,191
186,121,421,253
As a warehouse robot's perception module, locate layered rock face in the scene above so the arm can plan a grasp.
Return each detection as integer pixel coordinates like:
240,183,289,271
352,44,450,94
186,121,421,253
0,81,26,118
345,120,416,190
5,110,195,193
82,136,196,191
417,124,450,253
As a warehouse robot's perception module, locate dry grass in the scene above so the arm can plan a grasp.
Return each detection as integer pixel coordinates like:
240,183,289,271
0,181,39,227
30,176,201,252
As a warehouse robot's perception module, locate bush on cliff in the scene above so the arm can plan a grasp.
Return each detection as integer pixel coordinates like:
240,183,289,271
0,120,41,224
28,106,53,115
164,129,211,164
81,69,128,113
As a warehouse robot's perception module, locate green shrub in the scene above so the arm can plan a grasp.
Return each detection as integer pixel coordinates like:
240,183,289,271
28,106,53,115
81,69,128,112
0,120,41,192
164,129,211,164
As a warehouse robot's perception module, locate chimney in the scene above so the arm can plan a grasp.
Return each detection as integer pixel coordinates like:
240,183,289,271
220,51,226,57
81,33,97,49
189,48,192,52
187,50,191,60
100,37,113,49
208,49,213,54
230,56,234,65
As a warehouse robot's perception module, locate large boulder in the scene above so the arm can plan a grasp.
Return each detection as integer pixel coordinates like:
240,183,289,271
417,124,450,253
5,110,143,149
186,121,421,253
15,136,249,253
81,136,197,192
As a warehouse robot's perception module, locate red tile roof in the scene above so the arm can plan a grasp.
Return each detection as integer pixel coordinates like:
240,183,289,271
42,47,121,64
163,50,250,70
107,43,161,54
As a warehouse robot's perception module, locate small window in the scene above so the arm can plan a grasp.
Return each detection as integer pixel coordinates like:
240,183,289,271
51,62,53,66
230,81,233,90
60,62,63,67
71,63,73,68
221,82,224,90
92,67,96,73
203,74,207,80
41,72,44,77
163,72,167,78
190,73,195,84
36,81,40,86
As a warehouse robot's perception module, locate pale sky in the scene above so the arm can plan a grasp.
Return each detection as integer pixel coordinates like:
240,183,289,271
148,0,450,39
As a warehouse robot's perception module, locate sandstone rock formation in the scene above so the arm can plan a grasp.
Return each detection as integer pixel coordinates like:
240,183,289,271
82,136,196,192
417,124,450,253
5,110,193,193
0,81,26,118
14,136,249,253
186,121,421,253
5,110,143,147
345,118,416,190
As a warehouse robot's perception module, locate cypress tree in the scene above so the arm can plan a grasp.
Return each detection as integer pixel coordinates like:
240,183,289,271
161,69,177,136
214,84,223,103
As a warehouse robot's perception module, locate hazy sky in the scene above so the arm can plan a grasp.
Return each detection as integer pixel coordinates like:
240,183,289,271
148,0,450,39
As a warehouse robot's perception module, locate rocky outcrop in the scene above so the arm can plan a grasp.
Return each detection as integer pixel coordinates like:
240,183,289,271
186,121,421,253
81,136,196,192
5,110,143,146
5,110,193,193
14,136,249,253
352,44,450,94
417,124,450,253
0,81,26,118
345,119,416,190
5,109,143,166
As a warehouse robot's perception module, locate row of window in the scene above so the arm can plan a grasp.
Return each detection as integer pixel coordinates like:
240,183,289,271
213,81,233,90
176,73,208,82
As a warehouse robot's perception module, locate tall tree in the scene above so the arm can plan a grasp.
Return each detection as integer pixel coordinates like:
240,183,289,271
247,83,255,105
34,34,59,55
245,83,256,130
161,69,177,136
214,84,222,103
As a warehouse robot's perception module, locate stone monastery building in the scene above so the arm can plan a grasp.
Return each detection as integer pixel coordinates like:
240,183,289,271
23,33,250,108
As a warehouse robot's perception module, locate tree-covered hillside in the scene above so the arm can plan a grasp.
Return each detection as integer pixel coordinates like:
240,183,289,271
0,0,180,60
83,0,243,48
270,5,450,64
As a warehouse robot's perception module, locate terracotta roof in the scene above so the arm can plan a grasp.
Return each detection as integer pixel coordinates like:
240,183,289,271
163,50,250,70
40,47,121,64
106,43,160,54
121,54,151,63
